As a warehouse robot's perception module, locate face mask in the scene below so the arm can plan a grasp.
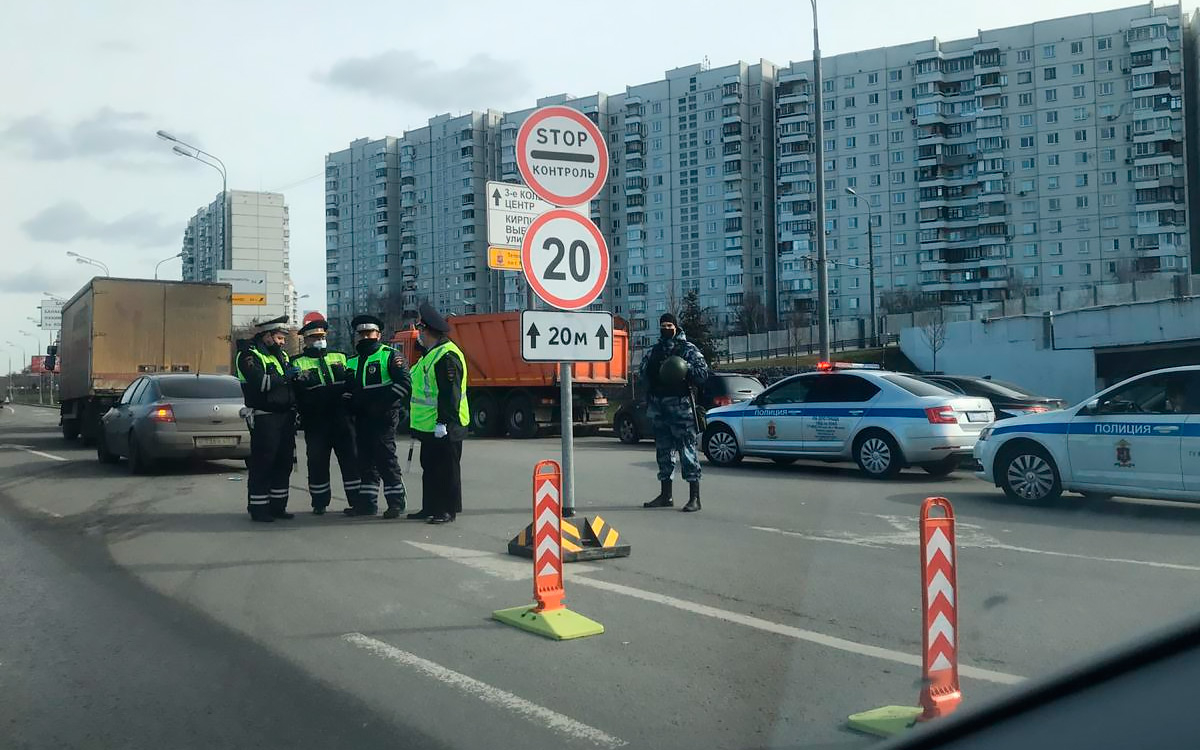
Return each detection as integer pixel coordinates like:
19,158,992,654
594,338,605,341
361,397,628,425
311,339,328,351
356,338,380,355
659,328,675,341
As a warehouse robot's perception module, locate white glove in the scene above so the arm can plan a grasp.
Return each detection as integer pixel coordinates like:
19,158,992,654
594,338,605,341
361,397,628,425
434,423,448,439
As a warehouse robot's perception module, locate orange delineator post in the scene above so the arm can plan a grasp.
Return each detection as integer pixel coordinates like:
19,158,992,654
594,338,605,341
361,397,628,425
918,496,962,720
532,460,565,613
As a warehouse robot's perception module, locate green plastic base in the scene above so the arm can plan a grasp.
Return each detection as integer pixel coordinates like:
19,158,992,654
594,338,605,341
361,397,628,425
492,605,605,640
847,705,923,738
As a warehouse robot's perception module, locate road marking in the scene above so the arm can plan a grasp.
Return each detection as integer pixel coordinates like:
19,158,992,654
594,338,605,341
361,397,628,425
0,443,68,462
343,633,626,748
3,406,14,414
408,542,1023,686
752,520,1200,573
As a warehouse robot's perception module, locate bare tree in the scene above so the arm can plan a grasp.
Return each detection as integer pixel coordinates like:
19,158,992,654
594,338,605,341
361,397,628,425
734,292,768,335
879,289,938,315
921,309,948,374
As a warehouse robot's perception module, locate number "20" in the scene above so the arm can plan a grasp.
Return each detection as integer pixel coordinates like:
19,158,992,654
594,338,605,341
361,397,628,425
542,237,591,282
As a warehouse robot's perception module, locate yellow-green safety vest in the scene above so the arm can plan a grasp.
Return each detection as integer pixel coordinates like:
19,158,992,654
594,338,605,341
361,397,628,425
293,352,348,387
355,345,399,390
236,346,288,382
410,341,469,431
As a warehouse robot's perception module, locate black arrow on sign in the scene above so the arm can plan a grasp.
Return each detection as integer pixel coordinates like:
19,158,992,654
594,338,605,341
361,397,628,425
595,325,609,350
492,189,501,207
526,322,540,349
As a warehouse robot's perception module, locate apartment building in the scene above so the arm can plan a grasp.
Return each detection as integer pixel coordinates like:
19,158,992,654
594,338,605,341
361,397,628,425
776,2,1192,324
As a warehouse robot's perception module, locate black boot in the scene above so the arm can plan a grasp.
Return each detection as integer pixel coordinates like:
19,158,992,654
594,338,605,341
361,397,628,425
681,482,701,513
644,480,673,508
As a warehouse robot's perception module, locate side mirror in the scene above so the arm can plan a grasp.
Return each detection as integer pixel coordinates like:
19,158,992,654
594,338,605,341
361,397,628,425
1082,399,1099,415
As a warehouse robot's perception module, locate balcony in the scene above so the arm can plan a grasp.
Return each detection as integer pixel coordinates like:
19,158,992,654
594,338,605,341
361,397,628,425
624,124,645,141
625,177,646,194
626,157,644,174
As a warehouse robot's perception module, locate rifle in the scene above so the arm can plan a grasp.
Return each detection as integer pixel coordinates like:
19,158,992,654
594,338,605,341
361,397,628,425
687,385,702,434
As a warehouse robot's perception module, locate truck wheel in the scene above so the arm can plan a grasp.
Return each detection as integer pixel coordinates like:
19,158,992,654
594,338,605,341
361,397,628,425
615,412,639,444
471,393,503,437
505,395,538,439
62,419,80,441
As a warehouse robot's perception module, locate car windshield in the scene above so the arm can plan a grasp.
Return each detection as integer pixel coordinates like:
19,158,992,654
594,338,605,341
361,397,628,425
713,375,763,394
156,378,243,399
882,373,957,397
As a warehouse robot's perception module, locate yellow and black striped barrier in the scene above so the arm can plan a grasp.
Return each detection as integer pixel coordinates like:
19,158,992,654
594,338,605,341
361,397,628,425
507,514,631,562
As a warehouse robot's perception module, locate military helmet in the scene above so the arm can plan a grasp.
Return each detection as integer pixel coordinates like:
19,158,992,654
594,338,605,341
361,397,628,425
659,355,690,385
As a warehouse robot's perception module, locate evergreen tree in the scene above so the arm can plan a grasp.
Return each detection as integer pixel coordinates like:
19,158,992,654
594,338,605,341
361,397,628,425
678,289,721,364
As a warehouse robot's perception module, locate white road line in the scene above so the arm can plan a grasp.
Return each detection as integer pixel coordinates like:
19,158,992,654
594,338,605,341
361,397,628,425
408,542,1024,686
343,633,626,749
3,406,14,414
752,524,1200,573
0,444,68,462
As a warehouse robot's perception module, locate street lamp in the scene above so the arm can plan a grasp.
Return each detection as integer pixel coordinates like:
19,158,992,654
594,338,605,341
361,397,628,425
845,187,877,347
810,0,831,361
155,252,184,280
66,251,111,276
157,130,229,270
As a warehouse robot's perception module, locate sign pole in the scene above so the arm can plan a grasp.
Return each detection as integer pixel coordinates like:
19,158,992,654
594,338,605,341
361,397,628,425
559,362,576,517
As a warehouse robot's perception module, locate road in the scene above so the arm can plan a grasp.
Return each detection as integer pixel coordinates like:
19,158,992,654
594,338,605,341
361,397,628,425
3,402,1200,749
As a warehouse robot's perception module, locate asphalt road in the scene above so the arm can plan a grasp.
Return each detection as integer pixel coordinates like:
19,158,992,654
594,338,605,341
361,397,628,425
3,403,1200,749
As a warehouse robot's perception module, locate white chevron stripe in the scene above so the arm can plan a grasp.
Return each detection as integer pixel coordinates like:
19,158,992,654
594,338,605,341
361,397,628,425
537,562,559,577
927,612,955,647
535,507,558,531
927,570,955,607
929,652,953,672
536,535,559,560
925,528,954,566
535,480,559,505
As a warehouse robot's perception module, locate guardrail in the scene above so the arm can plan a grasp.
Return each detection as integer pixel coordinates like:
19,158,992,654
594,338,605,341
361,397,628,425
723,334,899,363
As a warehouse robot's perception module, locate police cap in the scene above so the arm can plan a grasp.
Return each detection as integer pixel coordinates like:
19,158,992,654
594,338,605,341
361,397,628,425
298,319,329,336
350,314,384,334
418,302,451,335
255,315,290,333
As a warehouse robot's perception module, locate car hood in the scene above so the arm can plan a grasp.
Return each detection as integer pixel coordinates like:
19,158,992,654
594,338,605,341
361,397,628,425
989,403,1079,430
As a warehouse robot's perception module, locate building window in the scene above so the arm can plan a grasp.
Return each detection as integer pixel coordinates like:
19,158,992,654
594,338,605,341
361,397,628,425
1075,151,1088,164
868,93,880,105
1049,242,1063,255
889,70,902,82
1046,133,1059,145
1072,63,1085,76
1018,72,1032,85
1100,127,1115,139
1098,82,1113,96
890,130,903,143
1076,174,1088,187
1076,196,1088,209
889,90,903,102
1045,89,1058,103
1017,49,1031,63
1070,41,1084,55
1048,198,1061,211
868,72,879,84
1020,136,1035,148
1019,93,1033,106
846,156,857,168
1043,44,1056,58
1073,85,1086,99
1044,67,1057,81
1048,176,1060,189
845,116,856,128
868,113,880,125
844,96,856,108
1021,157,1036,169
1097,37,1111,51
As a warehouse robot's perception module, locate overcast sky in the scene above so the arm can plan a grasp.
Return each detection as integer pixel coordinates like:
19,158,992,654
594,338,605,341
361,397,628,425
1,0,1155,355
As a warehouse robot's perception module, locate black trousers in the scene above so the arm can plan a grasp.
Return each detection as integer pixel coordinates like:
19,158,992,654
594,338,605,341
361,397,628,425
303,412,360,509
420,436,463,517
355,409,405,511
247,411,296,515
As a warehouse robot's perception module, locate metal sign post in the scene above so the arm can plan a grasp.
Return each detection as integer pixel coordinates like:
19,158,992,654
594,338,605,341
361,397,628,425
559,363,575,517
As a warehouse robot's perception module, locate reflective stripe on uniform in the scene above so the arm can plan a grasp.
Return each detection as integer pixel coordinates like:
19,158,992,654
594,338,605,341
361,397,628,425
248,494,270,505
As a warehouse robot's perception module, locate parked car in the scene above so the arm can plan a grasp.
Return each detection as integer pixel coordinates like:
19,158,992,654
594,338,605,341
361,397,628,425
96,374,251,473
975,365,1200,504
920,374,1067,420
701,362,994,479
613,372,764,444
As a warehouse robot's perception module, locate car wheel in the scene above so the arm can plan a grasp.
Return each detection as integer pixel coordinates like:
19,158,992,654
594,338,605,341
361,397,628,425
771,457,799,466
96,429,120,465
127,432,155,475
998,443,1062,504
471,393,503,437
702,424,743,466
504,394,538,439
615,412,640,444
62,418,80,441
854,430,903,480
921,456,960,478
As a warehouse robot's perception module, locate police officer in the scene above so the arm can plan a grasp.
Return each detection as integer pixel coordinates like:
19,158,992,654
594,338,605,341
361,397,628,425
344,314,411,519
293,318,361,515
408,302,469,525
236,315,298,523
641,313,710,512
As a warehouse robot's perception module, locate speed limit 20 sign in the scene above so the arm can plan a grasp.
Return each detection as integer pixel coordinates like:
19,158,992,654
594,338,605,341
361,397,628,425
521,209,609,311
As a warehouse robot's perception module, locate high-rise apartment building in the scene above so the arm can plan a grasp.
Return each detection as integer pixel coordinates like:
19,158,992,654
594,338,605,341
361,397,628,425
775,2,1192,325
182,190,292,326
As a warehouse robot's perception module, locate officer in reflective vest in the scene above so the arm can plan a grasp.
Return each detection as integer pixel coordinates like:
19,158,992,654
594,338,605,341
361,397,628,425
408,302,469,525
235,315,298,523
344,314,412,519
293,318,360,515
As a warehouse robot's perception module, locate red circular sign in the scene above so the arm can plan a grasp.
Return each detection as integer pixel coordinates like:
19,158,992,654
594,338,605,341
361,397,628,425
516,106,609,207
521,210,609,310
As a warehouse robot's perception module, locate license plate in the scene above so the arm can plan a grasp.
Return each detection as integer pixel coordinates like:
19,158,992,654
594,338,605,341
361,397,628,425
966,412,991,422
195,436,239,447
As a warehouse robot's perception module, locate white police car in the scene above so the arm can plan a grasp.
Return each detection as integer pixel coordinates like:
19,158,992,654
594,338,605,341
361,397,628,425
975,366,1200,504
701,363,994,479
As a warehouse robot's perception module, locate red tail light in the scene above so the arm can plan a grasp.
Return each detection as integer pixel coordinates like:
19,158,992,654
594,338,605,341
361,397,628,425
150,404,176,423
1024,405,1050,414
925,405,958,424
712,395,733,407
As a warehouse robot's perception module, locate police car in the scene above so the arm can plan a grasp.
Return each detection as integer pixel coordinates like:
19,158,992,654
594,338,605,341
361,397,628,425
975,366,1200,504
701,362,994,479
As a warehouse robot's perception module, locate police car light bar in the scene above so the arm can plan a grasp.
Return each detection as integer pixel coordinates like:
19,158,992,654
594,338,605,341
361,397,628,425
816,361,884,372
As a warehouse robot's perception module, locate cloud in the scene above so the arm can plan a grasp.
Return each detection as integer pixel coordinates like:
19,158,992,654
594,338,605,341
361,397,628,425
3,108,163,161
96,40,137,54
315,50,531,110
0,265,76,295
22,201,180,249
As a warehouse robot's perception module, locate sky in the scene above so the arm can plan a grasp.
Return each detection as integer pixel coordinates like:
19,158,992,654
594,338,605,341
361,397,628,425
0,0,1164,358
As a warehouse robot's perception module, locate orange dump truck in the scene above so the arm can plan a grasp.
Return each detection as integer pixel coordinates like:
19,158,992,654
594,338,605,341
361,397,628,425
391,312,629,438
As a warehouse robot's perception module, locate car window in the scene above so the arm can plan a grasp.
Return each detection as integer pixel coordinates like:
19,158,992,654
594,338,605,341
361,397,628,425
804,374,880,403
120,379,146,405
963,379,1035,399
710,376,763,396
927,378,966,395
1096,372,1200,415
136,381,160,404
881,373,956,397
759,378,810,405
158,378,243,399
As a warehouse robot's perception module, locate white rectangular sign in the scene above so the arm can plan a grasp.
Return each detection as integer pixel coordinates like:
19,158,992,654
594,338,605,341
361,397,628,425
520,310,614,363
216,269,268,305
486,181,586,249
39,298,63,330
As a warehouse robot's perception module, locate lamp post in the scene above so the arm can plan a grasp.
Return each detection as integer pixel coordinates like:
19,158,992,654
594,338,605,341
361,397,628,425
845,187,877,347
157,130,228,271
19,330,43,404
66,251,110,276
810,0,831,361
155,252,184,280
6,341,24,403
